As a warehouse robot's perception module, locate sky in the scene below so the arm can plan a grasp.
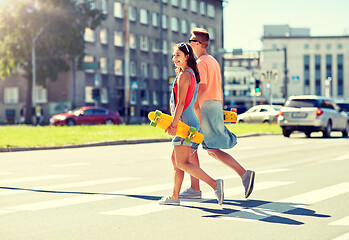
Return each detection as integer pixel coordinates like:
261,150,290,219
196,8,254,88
223,0,349,52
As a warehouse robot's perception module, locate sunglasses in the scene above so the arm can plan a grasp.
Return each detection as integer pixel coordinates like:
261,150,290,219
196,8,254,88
178,43,190,53
189,39,201,44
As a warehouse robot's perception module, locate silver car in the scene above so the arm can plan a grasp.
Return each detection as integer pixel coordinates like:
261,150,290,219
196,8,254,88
238,105,281,123
278,95,349,138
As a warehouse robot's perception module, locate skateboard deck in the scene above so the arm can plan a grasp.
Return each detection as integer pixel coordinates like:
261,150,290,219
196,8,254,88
223,110,238,123
148,110,204,144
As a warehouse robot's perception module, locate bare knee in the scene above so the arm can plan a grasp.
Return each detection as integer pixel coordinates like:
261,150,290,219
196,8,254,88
207,149,219,158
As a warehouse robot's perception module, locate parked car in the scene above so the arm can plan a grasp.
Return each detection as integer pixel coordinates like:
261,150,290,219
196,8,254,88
50,106,121,126
278,95,349,138
237,105,281,123
335,100,349,116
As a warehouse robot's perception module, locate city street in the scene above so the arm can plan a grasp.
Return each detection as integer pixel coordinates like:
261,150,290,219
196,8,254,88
0,134,348,240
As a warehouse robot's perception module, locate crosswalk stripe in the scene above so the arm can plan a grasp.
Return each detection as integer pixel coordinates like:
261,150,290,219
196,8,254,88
53,163,90,167
0,172,12,176
331,232,349,240
0,177,140,196
0,169,290,215
0,175,76,184
334,154,349,161
100,181,293,216
329,216,349,226
219,182,349,222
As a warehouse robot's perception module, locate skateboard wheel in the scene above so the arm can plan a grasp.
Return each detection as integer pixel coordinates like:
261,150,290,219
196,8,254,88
150,121,157,127
184,137,191,144
155,110,162,117
189,127,196,134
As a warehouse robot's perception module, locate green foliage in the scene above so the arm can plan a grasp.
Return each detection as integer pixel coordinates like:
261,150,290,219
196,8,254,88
0,0,103,82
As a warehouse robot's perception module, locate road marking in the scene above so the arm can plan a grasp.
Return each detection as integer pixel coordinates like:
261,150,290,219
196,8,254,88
0,169,291,215
219,182,349,222
331,232,349,240
0,175,75,184
100,181,293,216
0,177,139,196
334,154,349,161
329,216,349,226
53,163,90,167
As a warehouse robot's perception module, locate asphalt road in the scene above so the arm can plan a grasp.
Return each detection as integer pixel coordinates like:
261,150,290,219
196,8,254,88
0,133,348,240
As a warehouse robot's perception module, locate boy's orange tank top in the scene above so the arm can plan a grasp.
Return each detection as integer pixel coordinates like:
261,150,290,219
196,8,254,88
197,55,223,102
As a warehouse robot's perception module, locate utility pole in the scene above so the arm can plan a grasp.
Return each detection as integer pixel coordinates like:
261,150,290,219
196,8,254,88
283,47,288,100
124,0,130,124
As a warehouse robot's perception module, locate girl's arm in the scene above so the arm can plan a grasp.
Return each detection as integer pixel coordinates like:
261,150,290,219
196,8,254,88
166,71,191,136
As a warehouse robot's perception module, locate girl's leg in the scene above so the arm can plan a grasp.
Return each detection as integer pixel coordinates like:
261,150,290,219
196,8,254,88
174,145,217,190
171,150,184,199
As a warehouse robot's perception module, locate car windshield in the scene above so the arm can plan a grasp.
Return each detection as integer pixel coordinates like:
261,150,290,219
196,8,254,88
71,108,83,116
285,99,319,108
337,103,349,111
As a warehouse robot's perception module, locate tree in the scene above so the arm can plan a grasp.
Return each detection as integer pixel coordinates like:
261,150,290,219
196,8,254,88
0,0,103,123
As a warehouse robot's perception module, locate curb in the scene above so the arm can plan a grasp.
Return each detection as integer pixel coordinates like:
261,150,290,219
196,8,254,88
0,133,280,153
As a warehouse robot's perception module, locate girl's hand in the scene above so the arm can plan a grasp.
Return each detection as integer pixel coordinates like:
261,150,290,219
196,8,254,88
165,123,177,136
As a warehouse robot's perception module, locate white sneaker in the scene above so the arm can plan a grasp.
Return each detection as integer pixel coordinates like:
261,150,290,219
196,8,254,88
215,179,224,205
179,187,202,199
159,196,180,206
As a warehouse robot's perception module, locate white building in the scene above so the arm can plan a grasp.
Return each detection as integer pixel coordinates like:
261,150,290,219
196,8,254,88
261,35,349,101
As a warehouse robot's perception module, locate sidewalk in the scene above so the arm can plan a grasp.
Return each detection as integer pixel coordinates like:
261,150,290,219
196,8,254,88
0,133,280,152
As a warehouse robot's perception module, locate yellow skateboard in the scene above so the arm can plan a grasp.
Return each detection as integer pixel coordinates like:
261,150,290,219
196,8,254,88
223,110,238,123
148,110,204,144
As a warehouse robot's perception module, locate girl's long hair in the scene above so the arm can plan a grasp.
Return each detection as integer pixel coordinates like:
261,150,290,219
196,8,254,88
174,42,200,83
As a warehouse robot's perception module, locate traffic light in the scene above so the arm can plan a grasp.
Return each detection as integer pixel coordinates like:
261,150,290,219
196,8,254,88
255,80,261,95
92,88,100,100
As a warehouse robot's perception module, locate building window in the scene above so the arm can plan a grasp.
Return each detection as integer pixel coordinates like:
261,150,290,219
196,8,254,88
152,12,159,27
84,28,95,42
114,2,123,18
83,55,95,73
181,0,187,9
162,15,167,29
141,90,149,105
304,44,309,49
181,20,187,34
4,87,19,104
190,22,197,31
153,65,159,79
315,55,321,96
326,54,333,96
114,59,123,75
153,91,159,105
141,62,149,78
208,27,215,40
199,2,205,15
101,87,108,104
85,86,94,103
36,86,47,103
129,6,136,21
140,36,149,51
153,38,160,52
315,44,320,50
326,43,331,50
100,28,108,45
304,55,310,95
337,54,343,96
140,9,148,25
162,0,168,3
338,43,343,49
162,66,168,80
162,40,168,54
190,0,197,12
171,17,179,32
101,0,108,14
130,33,136,49
207,4,215,18
130,61,137,77
114,31,123,46
88,0,96,10
100,57,108,74
171,0,179,7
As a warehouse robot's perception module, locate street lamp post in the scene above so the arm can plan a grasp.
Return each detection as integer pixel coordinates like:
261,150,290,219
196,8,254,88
31,27,44,116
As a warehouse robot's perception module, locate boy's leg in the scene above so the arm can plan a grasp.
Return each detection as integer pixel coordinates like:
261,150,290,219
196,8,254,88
207,149,246,177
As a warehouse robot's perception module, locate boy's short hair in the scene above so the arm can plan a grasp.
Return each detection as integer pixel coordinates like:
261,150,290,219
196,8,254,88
192,28,210,48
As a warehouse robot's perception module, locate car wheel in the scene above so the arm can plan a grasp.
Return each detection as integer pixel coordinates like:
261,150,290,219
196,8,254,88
342,122,349,137
105,119,114,125
263,119,270,124
304,131,312,138
238,120,244,123
66,119,75,126
322,121,332,138
282,129,291,137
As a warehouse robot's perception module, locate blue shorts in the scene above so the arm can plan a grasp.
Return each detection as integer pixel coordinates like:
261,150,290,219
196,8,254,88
191,100,237,150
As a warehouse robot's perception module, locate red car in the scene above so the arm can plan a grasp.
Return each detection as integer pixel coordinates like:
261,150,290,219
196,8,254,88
50,106,121,126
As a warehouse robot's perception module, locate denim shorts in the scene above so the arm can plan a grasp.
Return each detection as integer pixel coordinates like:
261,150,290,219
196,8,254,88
191,100,237,150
